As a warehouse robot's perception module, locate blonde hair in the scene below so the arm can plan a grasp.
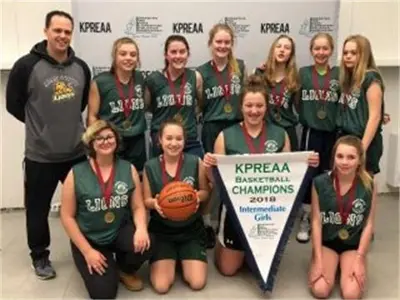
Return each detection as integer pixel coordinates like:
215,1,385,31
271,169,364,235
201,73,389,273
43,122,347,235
82,120,121,158
208,23,240,76
263,34,299,92
309,32,334,52
339,34,383,93
331,135,373,192
110,37,141,74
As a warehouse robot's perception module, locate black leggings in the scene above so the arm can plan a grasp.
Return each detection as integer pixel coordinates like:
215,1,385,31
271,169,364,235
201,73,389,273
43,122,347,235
71,222,152,299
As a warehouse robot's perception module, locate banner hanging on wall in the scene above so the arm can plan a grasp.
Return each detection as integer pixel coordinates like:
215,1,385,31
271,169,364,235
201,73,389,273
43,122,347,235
71,0,340,76
213,152,312,292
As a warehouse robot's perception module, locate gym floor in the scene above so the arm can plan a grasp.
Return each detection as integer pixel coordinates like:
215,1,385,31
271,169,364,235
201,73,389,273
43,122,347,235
1,193,398,299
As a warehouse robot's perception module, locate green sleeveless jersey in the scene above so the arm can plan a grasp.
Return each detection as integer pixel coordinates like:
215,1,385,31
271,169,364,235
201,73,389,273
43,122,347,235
73,159,134,245
337,71,384,137
223,122,286,154
299,66,340,132
144,153,203,241
94,71,146,137
314,172,373,245
197,59,245,122
254,68,298,128
146,69,198,139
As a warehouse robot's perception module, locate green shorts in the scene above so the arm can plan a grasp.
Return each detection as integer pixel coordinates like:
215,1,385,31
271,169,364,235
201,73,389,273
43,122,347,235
366,133,383,175
201,120,239,153
118,134,147,172
150,238,208,263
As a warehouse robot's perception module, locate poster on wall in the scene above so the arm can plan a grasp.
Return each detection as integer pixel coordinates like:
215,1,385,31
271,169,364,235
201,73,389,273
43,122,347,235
71,0,340,76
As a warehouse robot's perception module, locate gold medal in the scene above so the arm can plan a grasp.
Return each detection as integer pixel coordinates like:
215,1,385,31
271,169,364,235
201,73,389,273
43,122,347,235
174,113,183,123
122,120,131,129
274,111,282,122
104,211,115,224
317,109,327,120
224,103,233,114
338,228,349,240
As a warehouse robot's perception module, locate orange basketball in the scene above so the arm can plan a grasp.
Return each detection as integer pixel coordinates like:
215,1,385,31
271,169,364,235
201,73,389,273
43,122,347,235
158,181,197,221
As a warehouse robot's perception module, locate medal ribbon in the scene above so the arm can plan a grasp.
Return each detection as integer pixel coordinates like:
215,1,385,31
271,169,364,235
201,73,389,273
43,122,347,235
212,61,231,103
161,154,184,186
166,70,186,109
312,66,331,104
271,81,286,111
115,74,135,119
334,173,357,225
94,160,116,209
241,122,267,154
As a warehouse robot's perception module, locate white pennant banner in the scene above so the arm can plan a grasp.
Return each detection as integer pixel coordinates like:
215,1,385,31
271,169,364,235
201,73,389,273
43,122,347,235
214,152,312,292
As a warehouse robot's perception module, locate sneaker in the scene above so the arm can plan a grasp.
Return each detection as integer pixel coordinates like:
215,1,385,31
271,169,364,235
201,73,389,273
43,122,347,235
296,212,311,243
31,257,56,280
205,225,216,249
120,272,144,291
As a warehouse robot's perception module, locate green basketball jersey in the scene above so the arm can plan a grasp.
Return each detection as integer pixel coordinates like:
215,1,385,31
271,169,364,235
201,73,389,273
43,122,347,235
299,66,340,132
144,153,203,241
223,122,286,154
197,59,245,122
146,69,198,139
94,71,146,137
254,68,298,128
73,159,134,245
314,172,372,245
337,71,384,137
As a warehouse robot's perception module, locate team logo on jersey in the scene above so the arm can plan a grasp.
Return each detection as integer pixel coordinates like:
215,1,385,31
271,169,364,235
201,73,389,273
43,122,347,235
184,82,192,95
53,80,75,102
183,176,195,187
352,198,366,214
329,79,340,91
265,140,279,153
135,85,143,98
115,181,129,195
231,74,241,84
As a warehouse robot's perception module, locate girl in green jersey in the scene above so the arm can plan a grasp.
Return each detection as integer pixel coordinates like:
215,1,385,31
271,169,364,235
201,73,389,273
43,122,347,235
143,120,210,294
309,135,376,299
87,37,147,173
337,35,385,175
61,120,151,299
296,33,341,243
204,75,319,276
197,23,248,249
255,34,300,151
145,35,203,158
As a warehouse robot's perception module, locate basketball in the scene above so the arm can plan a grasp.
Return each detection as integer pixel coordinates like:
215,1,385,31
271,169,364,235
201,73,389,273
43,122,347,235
158,181,197,221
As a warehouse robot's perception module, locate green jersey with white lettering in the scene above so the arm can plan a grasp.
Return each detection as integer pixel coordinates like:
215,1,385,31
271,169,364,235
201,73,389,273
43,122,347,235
73,159,134,245
223,122,286,154
337,71,384,137
254,68,298,128
314,172,372,245
197,59,245,122
146,69,198,139
144,153,204,241
299,66,340,132
94,71,146,137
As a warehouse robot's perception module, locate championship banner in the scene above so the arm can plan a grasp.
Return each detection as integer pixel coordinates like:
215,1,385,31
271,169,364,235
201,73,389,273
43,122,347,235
213,152,312,292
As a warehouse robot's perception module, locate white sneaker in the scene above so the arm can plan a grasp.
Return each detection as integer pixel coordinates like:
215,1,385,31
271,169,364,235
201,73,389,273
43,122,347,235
296,212,310,243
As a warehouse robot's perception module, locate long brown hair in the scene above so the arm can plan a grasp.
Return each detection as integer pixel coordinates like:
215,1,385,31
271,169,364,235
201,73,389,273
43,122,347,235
163,35,190,72
208,23,240,76
331,135,373,192
110,37,141,74
263,34,299,92
339,34,383,93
